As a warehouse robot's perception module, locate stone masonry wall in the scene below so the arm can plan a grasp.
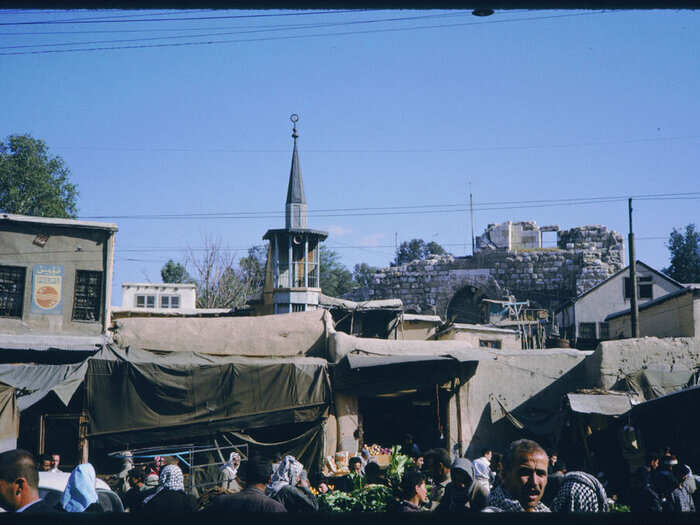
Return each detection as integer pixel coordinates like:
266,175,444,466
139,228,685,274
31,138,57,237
348,225,625,316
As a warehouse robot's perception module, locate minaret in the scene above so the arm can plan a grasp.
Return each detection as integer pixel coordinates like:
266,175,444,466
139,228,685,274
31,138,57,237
263,114,328,314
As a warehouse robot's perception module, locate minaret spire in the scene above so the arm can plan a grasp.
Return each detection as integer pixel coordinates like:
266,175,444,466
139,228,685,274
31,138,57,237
285,113,307,229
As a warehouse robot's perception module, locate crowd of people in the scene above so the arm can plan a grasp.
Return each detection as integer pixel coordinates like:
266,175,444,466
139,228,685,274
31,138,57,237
0,439,696,514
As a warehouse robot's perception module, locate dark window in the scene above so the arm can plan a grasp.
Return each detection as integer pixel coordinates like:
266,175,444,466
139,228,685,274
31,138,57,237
598,322,609,340
291,303,305,312
479,339,502,349
146,295,155,308
136,295,145,308
624,276,654,300
171,295,180,308
578,322,597,339
160,296,170,308
0,265,26,318
72,271,102,322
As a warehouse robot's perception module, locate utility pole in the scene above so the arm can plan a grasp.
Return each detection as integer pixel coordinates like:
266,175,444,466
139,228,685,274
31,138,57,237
469,182,475,256
628,198,640,338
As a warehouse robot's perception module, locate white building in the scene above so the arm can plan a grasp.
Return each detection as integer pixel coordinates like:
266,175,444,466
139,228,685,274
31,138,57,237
555,261,684,347
119,283,196,313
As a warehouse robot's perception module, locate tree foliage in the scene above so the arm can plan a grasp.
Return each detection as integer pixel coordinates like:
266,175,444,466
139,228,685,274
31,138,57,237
392,238,448,266
664,224,700,283
352,262,378,289
238,245,267,292
0,134,79,218
161,259,192,284
320,246,354,298
186,236,262,309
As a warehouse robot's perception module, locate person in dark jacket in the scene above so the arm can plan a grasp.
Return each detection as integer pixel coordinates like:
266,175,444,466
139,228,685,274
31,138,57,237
667,465,695,513
139,464,198,513
265,455,317,512
206,456,286,512
0,449,58,513
396,469,428,512
437,458,488,512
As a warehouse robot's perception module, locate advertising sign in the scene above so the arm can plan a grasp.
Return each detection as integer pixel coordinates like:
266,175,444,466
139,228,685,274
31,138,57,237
31,265,63,315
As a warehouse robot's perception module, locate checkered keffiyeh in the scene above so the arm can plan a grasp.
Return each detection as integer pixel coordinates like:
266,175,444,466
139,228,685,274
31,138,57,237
552,471,609,513
486,484,551,512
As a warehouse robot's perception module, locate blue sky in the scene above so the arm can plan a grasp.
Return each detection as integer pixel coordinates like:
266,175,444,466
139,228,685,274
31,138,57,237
2,9,699,305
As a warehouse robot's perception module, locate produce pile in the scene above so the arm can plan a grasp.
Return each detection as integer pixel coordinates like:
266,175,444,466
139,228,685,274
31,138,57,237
365,443,392,456
318,446,416,513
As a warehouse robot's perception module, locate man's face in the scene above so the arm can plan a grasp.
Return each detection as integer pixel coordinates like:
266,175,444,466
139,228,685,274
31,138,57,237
503,450,548,511
39,460,51,472
549,455,557,466
0,479,21,511
415,481,428,504
352,462,362,474
651,459,659,470
485,451,492,461
50,455,60,468
415,457,424,469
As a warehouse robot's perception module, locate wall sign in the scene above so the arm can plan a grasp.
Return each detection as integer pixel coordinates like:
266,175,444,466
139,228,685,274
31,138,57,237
31,265,63,314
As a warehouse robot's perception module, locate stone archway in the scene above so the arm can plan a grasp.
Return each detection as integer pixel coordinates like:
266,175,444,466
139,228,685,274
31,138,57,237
446,285,487,324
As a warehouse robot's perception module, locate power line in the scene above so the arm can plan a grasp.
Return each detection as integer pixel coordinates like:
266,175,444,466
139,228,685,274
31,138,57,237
0,11,478,50
0,9,365,26
0,10,465,36
0,11,610,56
79,192,700,221
51,133,700,154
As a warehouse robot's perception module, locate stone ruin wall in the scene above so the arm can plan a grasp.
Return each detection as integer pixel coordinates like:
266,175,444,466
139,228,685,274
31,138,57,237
348,224,625,315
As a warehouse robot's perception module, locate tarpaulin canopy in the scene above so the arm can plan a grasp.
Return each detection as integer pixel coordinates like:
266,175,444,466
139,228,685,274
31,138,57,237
111,309,333,357
333,350,479,395
85,345,331,442
0,361,88,410
0,382,18,451
567,392,632,416
622,366,699,402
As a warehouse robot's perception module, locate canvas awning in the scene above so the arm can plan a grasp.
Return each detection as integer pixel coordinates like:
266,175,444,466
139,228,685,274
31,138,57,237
333,351,479,395
567,392,632,416
85,345,332,443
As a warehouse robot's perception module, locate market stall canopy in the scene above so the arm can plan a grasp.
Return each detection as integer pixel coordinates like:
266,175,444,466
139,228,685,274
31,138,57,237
621,366,699,403
328,331,492,363
111,309,333,357
85,345,331,443
0,361,88,410
567,392,632,416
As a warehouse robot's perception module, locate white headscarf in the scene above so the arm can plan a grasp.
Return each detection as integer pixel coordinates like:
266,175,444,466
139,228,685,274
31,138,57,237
265,455,303,496
220,452,241,477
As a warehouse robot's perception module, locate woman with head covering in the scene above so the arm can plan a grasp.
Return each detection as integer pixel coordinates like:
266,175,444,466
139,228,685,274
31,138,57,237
61,463,103,512
265,455,317,512
139,464,198,513
219,452,242,493
551,471,610,513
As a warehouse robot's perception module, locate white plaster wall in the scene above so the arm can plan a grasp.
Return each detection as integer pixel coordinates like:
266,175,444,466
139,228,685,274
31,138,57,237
121,283,196,311
574,267,683,337
335,392,359,454
437,329,521,350
608,294,698,339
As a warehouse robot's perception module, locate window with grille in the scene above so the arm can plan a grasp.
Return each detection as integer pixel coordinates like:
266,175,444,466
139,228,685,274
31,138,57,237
479,339,502,349
0,265,26,318
160,295,181,309
136,295,155,308
598,322,610,340
578,322,597,339
72,270,102,321
291,303,305,312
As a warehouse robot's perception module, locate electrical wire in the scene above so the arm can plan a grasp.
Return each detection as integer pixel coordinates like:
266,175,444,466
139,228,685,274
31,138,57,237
0,11,610,56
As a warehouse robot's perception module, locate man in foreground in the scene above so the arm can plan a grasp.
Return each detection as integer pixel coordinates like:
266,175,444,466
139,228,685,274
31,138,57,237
485,439,550,512
206,456,286,512
0,449,57,513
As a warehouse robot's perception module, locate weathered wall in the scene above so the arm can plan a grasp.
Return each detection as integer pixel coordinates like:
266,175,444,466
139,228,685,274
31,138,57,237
0,222,114,336
585,337,700,390
349,225,625,316
435,326,521,350
608,292,699,339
